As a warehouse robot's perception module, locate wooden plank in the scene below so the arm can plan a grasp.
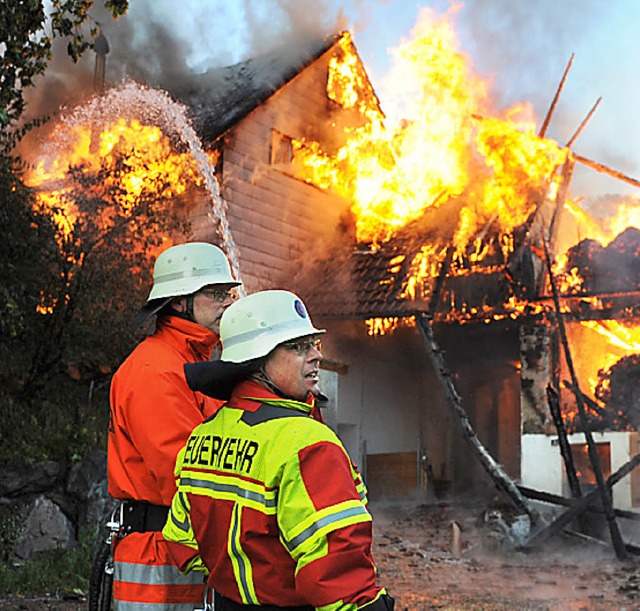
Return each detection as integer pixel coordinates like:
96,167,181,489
524,452,640,548
518,485,640,521
366,451,417,500
543,239,627,560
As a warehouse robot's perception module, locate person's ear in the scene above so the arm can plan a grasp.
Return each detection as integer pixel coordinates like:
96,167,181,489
170,296,187,313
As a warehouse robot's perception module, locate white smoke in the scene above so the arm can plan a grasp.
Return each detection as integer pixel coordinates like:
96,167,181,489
23,0,640,206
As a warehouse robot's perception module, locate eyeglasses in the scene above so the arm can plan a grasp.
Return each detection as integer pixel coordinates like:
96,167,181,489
281,337,322,355
198,287,237,302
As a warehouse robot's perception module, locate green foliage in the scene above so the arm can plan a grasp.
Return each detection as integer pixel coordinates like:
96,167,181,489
25,155,190,390
0,156,61,391
0,374,111,465
0,151,188,464
0,132,191,465
0,0,129,152
0,156,93,466
0,524,98,597
0,0,199,469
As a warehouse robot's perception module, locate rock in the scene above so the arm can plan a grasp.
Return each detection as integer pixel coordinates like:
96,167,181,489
12,495,76,560
67,450,115,531
67,450,106,501
0,461,62,497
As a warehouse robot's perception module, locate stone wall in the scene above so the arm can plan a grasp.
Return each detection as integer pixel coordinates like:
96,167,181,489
0,450,113,561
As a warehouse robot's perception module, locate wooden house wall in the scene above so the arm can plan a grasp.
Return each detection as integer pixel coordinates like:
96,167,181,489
322,320,435,500
190,46,355,293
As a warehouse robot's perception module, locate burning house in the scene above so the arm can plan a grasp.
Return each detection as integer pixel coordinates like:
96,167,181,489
175,29,640,508
25,21,640,518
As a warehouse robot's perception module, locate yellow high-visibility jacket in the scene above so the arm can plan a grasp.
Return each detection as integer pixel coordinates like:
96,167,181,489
163,379,388,610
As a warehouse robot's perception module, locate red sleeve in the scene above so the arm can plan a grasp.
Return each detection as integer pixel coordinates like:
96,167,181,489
293,441,383,607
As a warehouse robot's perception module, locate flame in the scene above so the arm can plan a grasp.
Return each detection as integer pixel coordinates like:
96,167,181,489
294,7,566,257
582,320,640,353
562,320,640,428
293,9,639,334
560,197,640,248
26,118,204,243
400,245,447,301
602,199,640,238
24,117,209,317
366,316,416,336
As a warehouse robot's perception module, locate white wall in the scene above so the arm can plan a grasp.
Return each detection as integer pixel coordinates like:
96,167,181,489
320,320,432,465
522,432,640,509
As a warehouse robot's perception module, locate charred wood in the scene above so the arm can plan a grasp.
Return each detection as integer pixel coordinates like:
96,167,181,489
565,97,602,148
539,54,574,138
547,385,582,499
562,380,615,432
429,246,455,314
573,153,640,189
541,240,627,560
517,485,640,521
547,156,575,264
522,452,640,548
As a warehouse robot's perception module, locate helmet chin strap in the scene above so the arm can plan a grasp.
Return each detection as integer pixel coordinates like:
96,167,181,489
252,367,296,401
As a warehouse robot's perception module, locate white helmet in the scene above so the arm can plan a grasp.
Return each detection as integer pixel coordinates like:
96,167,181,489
133,242,239,326
148,242,239,301
220,290,325,363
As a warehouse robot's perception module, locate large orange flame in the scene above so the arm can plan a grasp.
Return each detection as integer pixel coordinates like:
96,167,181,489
26,118,203,243
294,7,567,253
561,320,640,429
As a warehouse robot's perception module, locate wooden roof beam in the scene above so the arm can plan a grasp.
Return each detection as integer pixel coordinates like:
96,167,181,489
539,53,575,138
573,152,640,190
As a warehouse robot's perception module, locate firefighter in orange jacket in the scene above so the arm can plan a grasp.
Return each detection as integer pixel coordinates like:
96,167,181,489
107,241,240,609
162,290,394,611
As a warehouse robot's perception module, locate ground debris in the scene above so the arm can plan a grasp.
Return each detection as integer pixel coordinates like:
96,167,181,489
371,499,640,610
2,500,639,610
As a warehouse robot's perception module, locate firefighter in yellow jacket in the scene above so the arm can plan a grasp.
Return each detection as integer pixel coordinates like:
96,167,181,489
162,289,394,610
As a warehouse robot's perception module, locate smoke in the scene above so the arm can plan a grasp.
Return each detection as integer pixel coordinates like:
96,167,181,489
452,0,640,199
22,0,352,124
21,0,640,207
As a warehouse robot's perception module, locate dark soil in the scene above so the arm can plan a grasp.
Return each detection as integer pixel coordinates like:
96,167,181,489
3,500,640,610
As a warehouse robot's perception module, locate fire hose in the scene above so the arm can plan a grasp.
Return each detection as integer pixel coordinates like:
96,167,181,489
88,505,122,611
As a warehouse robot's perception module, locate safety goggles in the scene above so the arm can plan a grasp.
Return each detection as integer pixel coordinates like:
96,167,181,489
281,337,322,355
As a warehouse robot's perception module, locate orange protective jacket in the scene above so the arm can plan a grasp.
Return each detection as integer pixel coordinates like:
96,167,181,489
108,315,223,609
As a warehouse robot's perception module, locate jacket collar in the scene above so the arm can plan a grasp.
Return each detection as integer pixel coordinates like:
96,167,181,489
227,379,315,415
156,315,219,360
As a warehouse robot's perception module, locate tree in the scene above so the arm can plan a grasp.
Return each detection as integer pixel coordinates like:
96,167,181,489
0,142,193,463
0,0,129,152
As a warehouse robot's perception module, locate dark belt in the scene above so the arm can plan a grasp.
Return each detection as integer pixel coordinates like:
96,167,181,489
121,500,170,533
214,592,312,611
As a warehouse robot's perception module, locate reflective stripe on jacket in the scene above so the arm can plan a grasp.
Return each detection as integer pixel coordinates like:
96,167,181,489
163,379,384,610
112,531,205,610
108,315,223,607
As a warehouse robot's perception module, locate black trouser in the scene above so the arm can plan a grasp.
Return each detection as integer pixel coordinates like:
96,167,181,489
214,592,312,611
214,592,394,610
